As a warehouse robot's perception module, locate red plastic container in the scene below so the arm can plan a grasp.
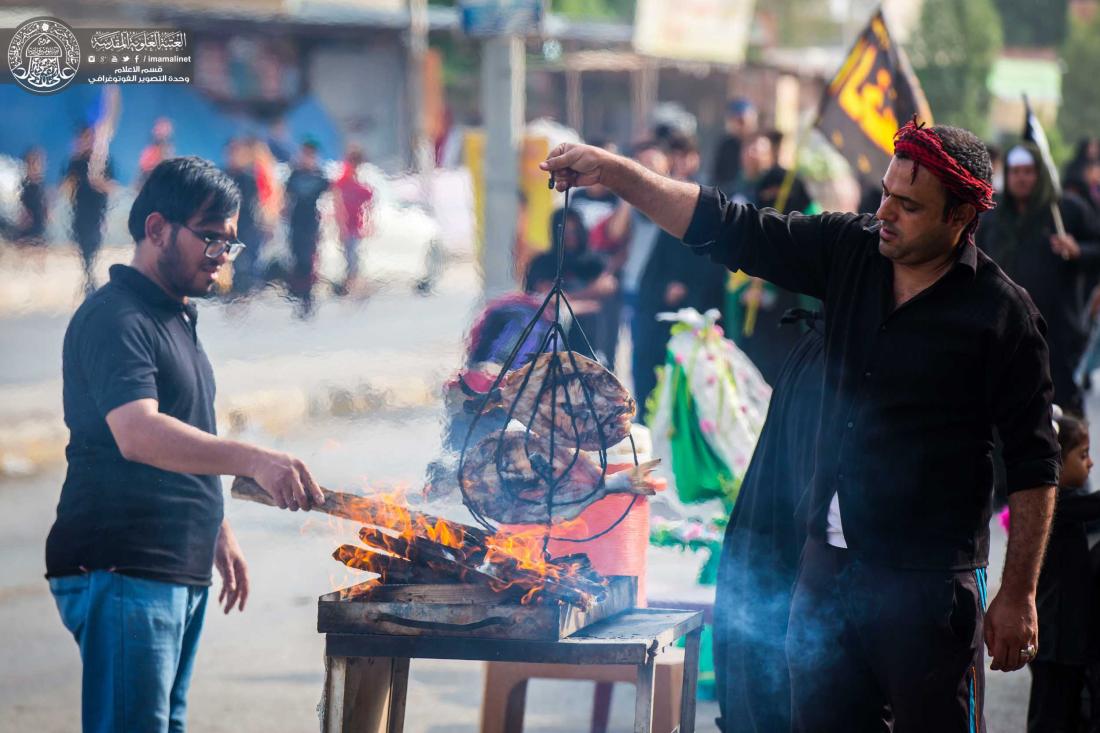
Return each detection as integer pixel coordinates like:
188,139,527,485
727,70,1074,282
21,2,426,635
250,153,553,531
504,463,658,605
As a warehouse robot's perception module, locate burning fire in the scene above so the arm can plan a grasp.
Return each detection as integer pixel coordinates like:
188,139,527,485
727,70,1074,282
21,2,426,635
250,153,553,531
317,485,603,606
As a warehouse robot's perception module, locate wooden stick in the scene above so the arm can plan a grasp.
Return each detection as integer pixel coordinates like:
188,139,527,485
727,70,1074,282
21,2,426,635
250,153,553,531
1051,201,1067,237
230,476,488,543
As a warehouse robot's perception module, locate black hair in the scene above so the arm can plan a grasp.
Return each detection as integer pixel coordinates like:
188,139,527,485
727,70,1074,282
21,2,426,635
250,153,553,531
524,252,558,293
128,156,241,244
664,131,698,155
1057,413,1089,457
1071,136,1100,166
550,206,588,253
896,125,992,221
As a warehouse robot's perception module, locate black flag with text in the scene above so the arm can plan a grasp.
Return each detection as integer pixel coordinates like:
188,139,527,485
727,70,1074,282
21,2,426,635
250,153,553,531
816,10,932,181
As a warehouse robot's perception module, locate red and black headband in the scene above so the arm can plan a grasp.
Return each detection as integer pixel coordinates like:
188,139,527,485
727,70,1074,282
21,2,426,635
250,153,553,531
892,118,995,243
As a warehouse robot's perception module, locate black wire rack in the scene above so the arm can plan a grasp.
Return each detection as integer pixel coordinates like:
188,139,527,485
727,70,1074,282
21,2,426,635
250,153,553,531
457,188,641,554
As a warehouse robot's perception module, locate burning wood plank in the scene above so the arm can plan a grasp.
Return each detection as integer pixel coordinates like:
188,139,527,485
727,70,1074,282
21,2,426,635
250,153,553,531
354,525,603,608
231,476,488,544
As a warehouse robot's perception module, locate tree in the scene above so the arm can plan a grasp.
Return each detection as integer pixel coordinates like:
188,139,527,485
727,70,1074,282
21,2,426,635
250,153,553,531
993,0,1069,48
549,0,634,21
909,0,1003,136
1059,11,1100,147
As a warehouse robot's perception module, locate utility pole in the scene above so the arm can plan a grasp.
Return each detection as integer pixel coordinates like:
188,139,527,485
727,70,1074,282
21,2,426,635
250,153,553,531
480,33,525,299
408,0,433,179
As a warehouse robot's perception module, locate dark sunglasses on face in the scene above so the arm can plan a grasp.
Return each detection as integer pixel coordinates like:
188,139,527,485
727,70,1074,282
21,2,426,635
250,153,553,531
178,224,246,262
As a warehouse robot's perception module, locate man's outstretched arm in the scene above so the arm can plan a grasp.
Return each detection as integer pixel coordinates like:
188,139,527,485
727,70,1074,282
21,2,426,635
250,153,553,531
541,144,699,239
541,143,842,300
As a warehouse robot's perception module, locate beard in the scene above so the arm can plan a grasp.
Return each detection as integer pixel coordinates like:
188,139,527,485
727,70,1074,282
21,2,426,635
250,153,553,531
158,228,216,298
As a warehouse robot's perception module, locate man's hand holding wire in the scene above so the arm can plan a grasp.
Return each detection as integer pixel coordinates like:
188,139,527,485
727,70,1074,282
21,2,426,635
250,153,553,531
541,143,613,192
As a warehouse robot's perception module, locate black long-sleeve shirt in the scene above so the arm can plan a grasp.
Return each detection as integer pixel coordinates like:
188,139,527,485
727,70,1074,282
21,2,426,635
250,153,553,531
684,186,1061,570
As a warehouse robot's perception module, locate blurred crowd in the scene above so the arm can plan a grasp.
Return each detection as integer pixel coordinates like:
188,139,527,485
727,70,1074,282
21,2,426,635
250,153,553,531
0,116,377,317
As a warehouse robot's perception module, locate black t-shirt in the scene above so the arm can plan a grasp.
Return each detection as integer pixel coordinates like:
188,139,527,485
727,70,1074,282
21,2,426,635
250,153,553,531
46,265,223,586
285,167,328,238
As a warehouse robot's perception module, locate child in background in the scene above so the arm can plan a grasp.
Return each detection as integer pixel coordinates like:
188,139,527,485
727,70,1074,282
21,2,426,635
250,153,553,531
1028,413,1100,732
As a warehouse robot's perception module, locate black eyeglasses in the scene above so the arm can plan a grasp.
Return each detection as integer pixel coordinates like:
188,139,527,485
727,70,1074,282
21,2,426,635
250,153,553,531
179,224,246,262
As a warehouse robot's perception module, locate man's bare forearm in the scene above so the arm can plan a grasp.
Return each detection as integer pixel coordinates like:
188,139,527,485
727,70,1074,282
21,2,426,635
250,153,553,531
110,401,267,478
1000,486,1056,597
600,156,701,239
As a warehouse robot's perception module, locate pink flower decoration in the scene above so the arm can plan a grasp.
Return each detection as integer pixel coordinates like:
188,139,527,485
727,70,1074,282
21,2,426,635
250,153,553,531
699,418,716,434
683,524,704,541
714,325,724,336
674,354,684,364
707,375,717,386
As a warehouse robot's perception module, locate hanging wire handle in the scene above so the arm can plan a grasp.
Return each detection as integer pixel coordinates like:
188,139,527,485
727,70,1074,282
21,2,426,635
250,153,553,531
456,177,643,551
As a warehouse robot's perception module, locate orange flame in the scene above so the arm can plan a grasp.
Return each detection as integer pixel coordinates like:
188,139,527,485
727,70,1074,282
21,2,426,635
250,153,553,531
318,485,603,605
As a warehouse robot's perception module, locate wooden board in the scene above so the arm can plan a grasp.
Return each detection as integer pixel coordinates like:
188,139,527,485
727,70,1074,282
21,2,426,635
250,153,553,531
318,576,637,641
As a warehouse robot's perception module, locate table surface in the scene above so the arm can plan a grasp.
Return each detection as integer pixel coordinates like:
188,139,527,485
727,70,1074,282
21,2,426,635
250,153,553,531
324,608,703,666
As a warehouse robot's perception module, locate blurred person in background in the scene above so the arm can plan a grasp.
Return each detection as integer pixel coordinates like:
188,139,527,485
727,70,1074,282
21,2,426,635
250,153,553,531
331,144,375,297
1,147,49,255
633,133,726,418
728,131,823,385
977,142,1100,415
1064,137,1100,218
138,118,175,185
611,141,670,405
62,125,116,294
725,131,775,203
248,137,282,263
712,98,758,191
667,131,702,184
223,138,264,297
530,206,615,359
283,138,329,315
46,156,323,732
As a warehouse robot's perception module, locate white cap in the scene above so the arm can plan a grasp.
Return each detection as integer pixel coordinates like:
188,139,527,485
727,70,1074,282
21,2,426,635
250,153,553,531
1006,146,1035,168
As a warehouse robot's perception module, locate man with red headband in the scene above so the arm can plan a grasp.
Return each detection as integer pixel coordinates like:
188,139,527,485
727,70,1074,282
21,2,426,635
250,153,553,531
543,120,1059,732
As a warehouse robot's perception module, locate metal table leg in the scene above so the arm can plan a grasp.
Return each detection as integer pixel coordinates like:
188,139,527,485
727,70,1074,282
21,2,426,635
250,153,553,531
678,629,702,733
634,656,656,733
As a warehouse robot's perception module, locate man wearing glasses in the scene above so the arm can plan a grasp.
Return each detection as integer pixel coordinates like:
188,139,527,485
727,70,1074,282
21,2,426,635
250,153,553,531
45,156,324,732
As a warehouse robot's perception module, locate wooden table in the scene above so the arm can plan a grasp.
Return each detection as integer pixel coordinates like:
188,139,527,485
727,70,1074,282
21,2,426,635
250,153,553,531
321,608,704,733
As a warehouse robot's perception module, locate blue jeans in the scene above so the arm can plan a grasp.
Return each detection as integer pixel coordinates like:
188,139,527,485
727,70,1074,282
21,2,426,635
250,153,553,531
49,570,209,733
